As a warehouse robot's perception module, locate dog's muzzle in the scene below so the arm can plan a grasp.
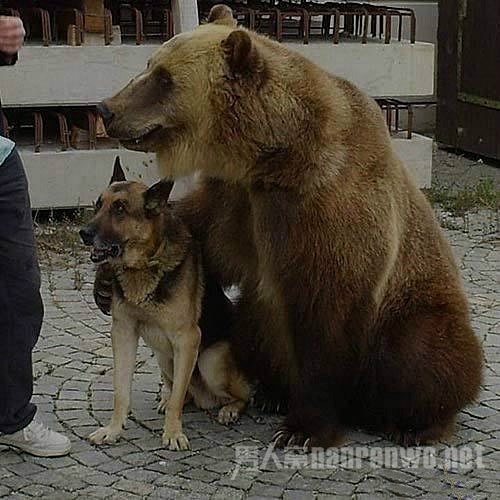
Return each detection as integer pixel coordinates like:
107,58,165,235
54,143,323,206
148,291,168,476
79,226,122,263
90,243,122,264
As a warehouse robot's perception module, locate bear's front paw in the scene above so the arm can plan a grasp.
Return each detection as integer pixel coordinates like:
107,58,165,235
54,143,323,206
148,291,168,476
253,388,288,415
88,425,122,445
272,426,310,450
162,429,190,451
272,421,345,450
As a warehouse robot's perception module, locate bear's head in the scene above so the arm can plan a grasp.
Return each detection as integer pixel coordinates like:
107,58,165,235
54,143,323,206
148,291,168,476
98,4,339,182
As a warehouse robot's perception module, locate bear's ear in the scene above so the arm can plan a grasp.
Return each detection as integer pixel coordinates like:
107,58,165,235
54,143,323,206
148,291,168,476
143,179,174,216
109,156,126,184
207,4,237,27
221,30,262,78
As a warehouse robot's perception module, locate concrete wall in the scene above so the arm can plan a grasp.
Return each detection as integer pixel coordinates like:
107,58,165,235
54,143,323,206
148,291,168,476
286,41,434,96
1,40,434,106
20,132,432,209
383,1,438,44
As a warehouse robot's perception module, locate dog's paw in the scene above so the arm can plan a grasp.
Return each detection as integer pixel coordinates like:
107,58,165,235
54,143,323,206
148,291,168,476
88,426,122,445
157,396,170,414
218,403,242,425
162,429,190,451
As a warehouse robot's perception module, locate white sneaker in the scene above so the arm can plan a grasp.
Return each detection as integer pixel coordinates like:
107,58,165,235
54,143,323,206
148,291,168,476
0,420,71,457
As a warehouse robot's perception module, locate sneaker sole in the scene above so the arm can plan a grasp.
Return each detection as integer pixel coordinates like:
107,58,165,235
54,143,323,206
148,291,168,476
0,439,71,458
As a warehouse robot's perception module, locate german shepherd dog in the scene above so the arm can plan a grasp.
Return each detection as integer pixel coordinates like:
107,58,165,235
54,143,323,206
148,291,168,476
79,158,251,450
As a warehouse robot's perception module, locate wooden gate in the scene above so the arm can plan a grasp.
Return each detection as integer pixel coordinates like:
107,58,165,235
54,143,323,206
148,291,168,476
437,0,500,160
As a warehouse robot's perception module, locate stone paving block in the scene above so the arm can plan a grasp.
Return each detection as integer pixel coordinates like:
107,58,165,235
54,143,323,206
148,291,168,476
30,455,78,469
283,489,316,500
0,451,24,466
205,460,238,475
18,484,57,497
258,470,297,486
354,494,390,500
96,460,133,475
120,451,160,468
74,485,117,498
333,481,363,496
149,488,210,499
216,474,255,491
102,442,142,458
247,481,285,497
118,467,162,484
73,449,114,467
82,471,117,487
316,495,352,500
384,481,424,497
130,436,164,452
113,478,155,496
211,487,246,500
0,473,30,490
147,459,191,476
6,461,46,476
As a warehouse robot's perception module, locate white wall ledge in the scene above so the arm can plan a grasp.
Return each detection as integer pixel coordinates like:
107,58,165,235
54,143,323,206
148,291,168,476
2,40,434,107
21,134,431,210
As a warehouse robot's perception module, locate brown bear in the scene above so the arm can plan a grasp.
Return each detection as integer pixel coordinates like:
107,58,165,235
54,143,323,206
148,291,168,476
95,5,483,447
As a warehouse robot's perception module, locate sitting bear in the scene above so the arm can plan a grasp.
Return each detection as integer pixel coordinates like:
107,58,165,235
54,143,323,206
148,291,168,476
95,5,483,447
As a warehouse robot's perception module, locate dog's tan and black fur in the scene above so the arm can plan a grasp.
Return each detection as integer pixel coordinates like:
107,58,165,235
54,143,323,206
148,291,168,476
80,158,251,450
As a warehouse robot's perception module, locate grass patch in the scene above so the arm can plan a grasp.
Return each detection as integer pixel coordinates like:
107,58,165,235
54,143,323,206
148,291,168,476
34,209,90,255
424,178,500,217
34,209,92,290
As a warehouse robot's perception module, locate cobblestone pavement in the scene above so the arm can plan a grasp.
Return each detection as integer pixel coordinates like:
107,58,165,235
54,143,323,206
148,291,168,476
0,208,498,499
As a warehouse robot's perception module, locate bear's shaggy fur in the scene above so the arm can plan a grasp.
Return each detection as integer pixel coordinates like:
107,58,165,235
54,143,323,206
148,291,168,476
99,5,483,447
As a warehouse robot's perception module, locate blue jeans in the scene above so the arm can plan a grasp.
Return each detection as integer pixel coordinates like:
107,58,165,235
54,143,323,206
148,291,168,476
0,148,43,434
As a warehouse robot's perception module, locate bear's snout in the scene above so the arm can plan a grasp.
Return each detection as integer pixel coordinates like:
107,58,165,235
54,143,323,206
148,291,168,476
97,102,115,129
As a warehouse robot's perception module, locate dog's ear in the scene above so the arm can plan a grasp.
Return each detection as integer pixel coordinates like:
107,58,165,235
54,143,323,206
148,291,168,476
144,179,175,216
109,156,126,184
207,4,237,27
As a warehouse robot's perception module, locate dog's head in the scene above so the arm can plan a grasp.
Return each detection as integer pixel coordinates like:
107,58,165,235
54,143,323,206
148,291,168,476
79,157,175,267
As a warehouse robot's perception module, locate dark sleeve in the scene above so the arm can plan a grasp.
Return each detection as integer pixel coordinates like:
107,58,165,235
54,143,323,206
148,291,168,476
0,51,18,66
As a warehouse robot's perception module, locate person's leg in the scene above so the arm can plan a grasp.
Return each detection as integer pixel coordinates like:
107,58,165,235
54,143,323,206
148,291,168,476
0,148,70,456
0,148,42,434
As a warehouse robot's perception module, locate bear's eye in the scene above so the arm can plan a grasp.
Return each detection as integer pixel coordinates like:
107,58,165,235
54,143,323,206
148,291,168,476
155,67,172,88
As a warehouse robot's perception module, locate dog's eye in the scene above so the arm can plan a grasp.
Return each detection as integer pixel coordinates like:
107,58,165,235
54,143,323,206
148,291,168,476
113,200,127,215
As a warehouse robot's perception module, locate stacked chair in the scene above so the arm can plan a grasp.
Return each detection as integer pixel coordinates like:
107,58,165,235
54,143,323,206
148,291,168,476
198,1,416,45
1,106,118,153
1,1,175,46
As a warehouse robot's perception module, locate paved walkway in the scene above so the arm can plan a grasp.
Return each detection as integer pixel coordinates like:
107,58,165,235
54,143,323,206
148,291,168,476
0,210,499,499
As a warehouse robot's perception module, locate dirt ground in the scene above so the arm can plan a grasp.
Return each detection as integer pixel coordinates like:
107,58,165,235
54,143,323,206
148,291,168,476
433,144,500,190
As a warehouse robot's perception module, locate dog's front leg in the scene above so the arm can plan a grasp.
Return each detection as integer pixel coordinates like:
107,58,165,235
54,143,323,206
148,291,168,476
162,325,201,451
89,316,138,445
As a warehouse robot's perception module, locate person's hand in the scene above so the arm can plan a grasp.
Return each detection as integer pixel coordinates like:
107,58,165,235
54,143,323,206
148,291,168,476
0,16,25,55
